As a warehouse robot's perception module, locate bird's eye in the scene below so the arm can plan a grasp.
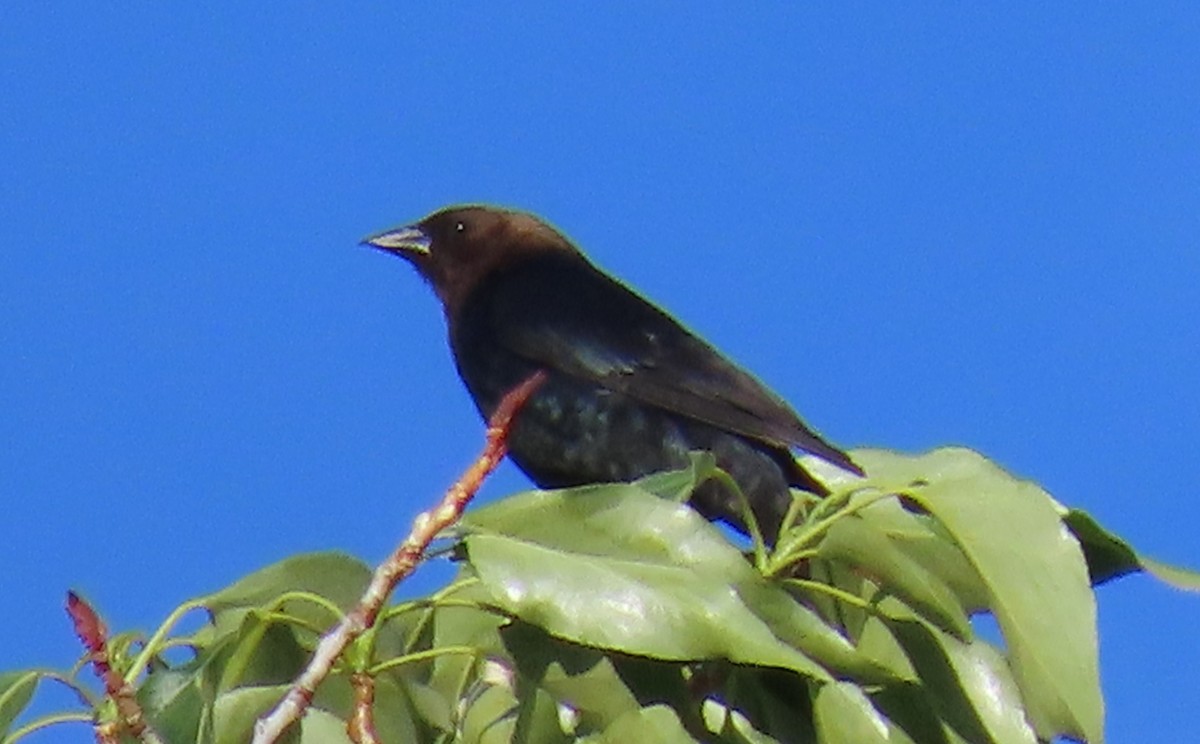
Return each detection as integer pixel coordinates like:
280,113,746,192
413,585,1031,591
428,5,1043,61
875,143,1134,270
454,221,466,233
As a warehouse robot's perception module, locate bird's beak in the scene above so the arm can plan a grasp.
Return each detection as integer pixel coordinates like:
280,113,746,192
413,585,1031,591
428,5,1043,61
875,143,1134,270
361,224,431,258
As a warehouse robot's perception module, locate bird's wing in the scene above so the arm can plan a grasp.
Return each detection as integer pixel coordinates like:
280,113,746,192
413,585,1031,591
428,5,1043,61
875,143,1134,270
480,255,862,475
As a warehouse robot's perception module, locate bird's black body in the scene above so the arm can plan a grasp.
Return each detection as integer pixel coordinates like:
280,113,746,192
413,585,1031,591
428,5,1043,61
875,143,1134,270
365,206,861,542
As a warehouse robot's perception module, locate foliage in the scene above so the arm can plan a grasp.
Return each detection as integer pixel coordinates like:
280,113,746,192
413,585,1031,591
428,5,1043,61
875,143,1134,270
2,448,1196,743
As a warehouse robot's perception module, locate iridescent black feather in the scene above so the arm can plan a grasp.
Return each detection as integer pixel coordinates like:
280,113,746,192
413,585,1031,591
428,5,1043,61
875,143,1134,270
365,206,862,542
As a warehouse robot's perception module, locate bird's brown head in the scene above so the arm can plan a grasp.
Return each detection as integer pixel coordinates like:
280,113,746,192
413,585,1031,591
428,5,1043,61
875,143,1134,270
363,205,579,316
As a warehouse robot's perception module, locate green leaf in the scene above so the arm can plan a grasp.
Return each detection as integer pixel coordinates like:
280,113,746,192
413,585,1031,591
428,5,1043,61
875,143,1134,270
634,450,721,503
463,483,751,578
139,635,233,742
812,682,891,744
601,655,694,727
141,609,321,742
854,448,1102,743
460,682,519,744
401,679,454,737
585,705,698,743
200,551,371,619
425,578,507,717
370,675,426,743
701,696,787,744
0,671,39,735
466,483,918,683
706,667,815,743
212,684,295,744
210,687,353,744
1063,508,1200,591
853,610,918,683
216,612,310,691
502,621,641,731
1141,557,1200,591
734,579,899,685
816,516,972,640
299,707,355,743
881,602,1036,744
848,495,991,611
467,531,829,680
1060,509,1142,585
512,685,572,743
869,683,967,744
186,552,372,662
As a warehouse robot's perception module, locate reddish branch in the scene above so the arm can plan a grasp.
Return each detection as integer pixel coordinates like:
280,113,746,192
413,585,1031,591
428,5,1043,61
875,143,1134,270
347,672,378,744
252,370,547,744
65,591,164,744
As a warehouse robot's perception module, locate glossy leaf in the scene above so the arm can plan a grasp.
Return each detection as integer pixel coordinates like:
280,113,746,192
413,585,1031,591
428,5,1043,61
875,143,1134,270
464,483,751,578
464,483,914,682
854,448,1102,743
467,530,830,680
882,603,1036,744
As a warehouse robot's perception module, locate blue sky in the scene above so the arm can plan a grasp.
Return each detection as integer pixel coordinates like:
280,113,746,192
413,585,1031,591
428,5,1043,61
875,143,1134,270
2,5,1197,741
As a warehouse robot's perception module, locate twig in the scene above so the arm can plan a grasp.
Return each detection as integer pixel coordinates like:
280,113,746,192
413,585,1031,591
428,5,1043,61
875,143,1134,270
65,592,165,744
347,672,378,744
252,370,546,743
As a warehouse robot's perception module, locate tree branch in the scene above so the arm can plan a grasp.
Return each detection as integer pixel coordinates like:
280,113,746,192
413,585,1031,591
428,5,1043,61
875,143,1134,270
252,370,546,743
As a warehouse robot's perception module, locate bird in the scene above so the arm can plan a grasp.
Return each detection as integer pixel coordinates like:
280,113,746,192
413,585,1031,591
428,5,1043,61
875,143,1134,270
363,205,862,543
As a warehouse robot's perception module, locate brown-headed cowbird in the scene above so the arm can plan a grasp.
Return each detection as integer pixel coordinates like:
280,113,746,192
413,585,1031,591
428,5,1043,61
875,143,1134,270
364,206,862,542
